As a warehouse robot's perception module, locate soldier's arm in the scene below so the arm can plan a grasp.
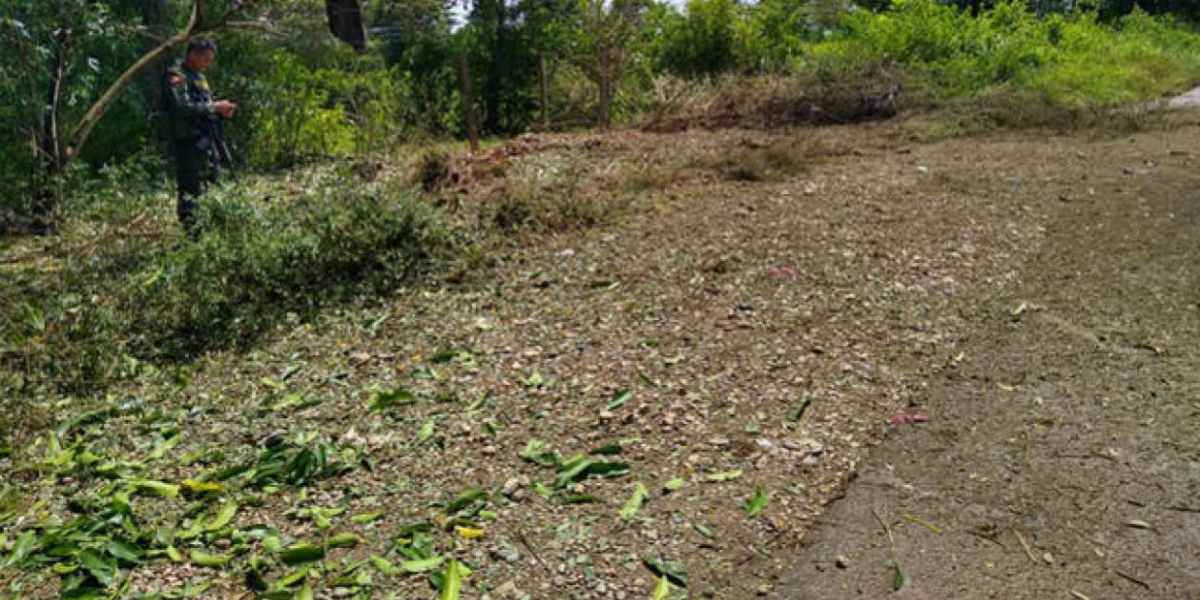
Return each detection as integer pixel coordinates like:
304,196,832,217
165,71,215,119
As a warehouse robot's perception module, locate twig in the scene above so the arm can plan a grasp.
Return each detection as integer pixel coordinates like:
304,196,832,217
872,508,895,547
511,523,554,577
1115,570,1151,590
68,211,149,256
1012,528,1038,564
1167,505,1200,514
1070,591,1093,600
225,20,286,36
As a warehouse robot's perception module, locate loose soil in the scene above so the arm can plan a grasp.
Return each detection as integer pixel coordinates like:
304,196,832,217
2,113,1198,600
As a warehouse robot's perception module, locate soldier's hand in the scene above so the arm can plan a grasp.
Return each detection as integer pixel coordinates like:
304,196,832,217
214,100,237,118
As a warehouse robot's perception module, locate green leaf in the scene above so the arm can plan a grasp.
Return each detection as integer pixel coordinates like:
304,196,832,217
692,522,715,539
189,550,231,568
891,559,906,591
705,469,743,482
129,479,180,498
620,483,649,520
653,575,672,600
552,457,593,488
642,555,688,587
325,533,361,549
431,349,457,363
297,583,315,600
77,549,118,586
440,559,463,600
417,419,436,444
148,434,181,460
605,389,633,410
466,391,490,412
786,398,812,423
367,388,415,411
280,544,326,566
370,555,402,576
401,555,445,573
205,501,238,531
663,478,686,493
562,494,603,505
900,512,944,535
743,488,769,518
104,539,143,563
553,459,630,488
521,439,560,467
443,489,488,516
3,531,37,568
518,371,545,388
350,511,384,524
590,443,622,455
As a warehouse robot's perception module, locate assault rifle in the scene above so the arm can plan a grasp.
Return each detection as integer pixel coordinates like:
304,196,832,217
196,113,237,177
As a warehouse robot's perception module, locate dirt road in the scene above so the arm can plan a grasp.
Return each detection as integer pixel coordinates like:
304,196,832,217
778,122,1200,599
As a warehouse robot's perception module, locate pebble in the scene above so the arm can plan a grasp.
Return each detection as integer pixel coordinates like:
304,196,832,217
836,554,850,569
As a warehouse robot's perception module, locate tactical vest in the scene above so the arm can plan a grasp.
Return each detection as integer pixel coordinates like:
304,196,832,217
161,62,215,139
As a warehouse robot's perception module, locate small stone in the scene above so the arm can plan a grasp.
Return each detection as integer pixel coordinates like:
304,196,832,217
757,584,773,596
835,555,851,569
501,477,522,497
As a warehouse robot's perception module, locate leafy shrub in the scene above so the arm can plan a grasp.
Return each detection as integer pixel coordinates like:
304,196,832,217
799,1,1200,124
0,168,440,400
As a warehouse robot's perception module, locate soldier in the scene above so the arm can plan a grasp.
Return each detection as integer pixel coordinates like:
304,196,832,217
163,38,237,236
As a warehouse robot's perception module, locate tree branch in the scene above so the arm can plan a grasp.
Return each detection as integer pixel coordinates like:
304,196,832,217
62,1,204,164
225,20,285,37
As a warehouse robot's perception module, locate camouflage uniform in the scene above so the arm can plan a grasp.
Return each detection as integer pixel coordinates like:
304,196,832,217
163,61,218,234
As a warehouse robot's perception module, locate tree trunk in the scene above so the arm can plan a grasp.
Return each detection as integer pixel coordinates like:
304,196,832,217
596,43,612,132
484,0,505,133
139,0,171,108
460,54,480,152
539,53,549,131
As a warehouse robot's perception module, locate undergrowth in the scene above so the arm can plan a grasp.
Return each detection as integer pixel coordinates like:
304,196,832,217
646,2,1200,132
0,167,440,413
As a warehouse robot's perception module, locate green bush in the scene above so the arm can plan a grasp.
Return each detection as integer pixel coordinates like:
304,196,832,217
800,0,1200,116
0,168,439,399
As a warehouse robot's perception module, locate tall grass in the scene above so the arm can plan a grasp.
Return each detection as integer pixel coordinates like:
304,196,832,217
803,1,1200,117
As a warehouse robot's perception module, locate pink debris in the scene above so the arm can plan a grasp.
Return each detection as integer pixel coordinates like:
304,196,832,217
891,412,930,425
771,267,797,280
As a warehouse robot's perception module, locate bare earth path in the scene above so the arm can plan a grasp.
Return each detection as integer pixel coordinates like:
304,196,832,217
778,124,1200,599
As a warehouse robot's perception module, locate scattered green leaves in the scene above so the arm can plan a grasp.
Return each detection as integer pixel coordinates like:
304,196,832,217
280,544,326,566
521,439,561,467
643,555,688,587
743,488,769,517
367,387,415,411
620,483,649,520
706,469,743,482
606,389,633,411
440,558,464,600
552,455,630,488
